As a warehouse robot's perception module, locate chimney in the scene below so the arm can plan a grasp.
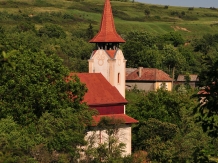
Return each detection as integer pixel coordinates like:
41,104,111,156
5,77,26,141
138,67,143,78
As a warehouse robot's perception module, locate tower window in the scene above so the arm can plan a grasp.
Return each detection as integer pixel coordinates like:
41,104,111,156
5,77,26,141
118,73,120,84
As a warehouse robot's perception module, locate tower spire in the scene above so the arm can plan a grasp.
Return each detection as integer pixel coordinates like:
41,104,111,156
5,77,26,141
89,0,125,43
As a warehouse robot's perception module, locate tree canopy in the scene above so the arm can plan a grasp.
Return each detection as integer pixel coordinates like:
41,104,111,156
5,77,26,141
0,50,93,162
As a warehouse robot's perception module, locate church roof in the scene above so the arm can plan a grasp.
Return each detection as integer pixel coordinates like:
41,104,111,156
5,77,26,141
69,73,127,105
92,114,138,126
126,68,172,81
89,0,125,43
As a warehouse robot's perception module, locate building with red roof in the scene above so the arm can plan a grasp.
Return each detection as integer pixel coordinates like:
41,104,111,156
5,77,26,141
68,72,137,156
73,0,137,156
126,67,173,91
88,0,126,98
176,74,199,88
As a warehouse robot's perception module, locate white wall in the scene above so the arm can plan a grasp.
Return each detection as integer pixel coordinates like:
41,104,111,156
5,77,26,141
85,124,132,156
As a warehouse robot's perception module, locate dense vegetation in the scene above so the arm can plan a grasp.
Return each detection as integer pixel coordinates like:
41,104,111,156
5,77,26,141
0,0,218,162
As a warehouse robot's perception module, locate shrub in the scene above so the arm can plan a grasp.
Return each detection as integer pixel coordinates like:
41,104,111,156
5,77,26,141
38,24,66,38
164,5,169,9
188,7,194,10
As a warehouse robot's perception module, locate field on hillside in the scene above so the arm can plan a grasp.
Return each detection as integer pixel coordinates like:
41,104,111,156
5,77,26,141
0,0,218,40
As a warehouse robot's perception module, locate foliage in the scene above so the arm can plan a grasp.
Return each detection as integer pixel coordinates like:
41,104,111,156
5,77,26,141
82,117,126,163
86,23,94,40
126,89,216,162
163,32,185,47
1,0,218,162
15,21,36,33
38,23,66,39
195,55,218,138
127,89,182,123
144,7,150,17
0,49,93,162
163,44,186,79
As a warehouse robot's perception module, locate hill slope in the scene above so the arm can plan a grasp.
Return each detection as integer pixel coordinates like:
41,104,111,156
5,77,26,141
0,0,218,40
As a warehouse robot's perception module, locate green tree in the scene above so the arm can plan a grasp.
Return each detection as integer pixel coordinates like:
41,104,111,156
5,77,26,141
15,21,36,33
0,49,93,162
144,7,150,17
123,31,157,68
127,89,182,123
86,23,94,40
195,56,218,138
126,90,214,162
163,32,185,47
137,46,163,68
163,44,186,84
133,119,178,162
178,45,201,74
38,23,66,39
4,31,42,52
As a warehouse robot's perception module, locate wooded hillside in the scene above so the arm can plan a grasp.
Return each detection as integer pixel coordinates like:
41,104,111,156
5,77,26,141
1,0,218,162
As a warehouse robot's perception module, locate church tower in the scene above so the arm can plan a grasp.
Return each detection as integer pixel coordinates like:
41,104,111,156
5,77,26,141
89,0,126,98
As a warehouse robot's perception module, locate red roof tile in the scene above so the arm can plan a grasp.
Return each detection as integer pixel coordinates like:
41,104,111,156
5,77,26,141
126,68,172,81
89,0,125,43
69,73,127,105
92,114,138,126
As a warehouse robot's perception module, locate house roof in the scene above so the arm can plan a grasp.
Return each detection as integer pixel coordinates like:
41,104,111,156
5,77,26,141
89,0,125,43
177,74,199,82
69,73,127,105
92,114,138,126
126,68,173,81
126,68,137,76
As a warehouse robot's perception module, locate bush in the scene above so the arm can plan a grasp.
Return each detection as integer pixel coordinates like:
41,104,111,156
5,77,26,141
38,24,66,38
188,7,194,10
164,5,169,9
209,7,217,10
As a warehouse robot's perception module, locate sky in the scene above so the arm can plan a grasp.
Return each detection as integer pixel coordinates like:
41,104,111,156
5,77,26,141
136,0,218,8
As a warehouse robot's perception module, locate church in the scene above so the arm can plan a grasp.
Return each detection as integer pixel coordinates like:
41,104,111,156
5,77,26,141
70,0,138,156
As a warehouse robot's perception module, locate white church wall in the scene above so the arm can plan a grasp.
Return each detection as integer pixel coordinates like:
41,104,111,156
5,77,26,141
113,50,126,98
84,124,132,156
89,50,110,81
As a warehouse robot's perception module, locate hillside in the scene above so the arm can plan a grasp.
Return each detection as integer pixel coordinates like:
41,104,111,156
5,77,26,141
0,0,218,40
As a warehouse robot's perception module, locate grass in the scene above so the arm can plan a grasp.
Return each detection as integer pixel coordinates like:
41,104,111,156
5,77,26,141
0,0,218,40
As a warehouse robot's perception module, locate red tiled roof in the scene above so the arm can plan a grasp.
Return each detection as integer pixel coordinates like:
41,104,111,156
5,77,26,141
92,114,138,126
126,68,172,81
177,74,199,82
89,0,125,43
69,73,127,105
